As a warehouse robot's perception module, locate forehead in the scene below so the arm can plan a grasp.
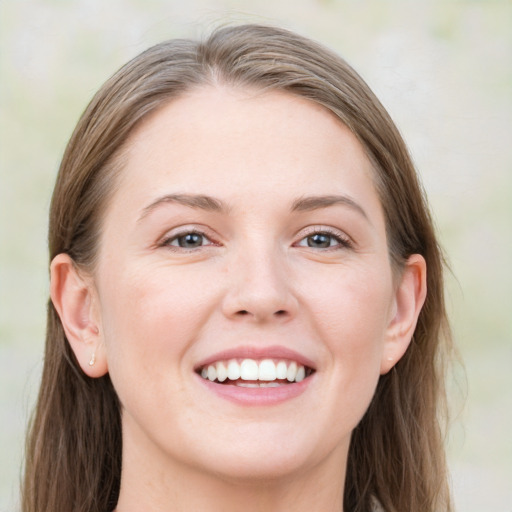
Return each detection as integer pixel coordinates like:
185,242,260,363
109,86,383,223
122,87,373,194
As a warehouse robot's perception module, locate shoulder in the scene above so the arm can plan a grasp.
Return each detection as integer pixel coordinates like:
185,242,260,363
371,496,385,512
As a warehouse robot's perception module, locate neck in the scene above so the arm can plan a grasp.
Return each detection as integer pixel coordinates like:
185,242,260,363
117,469,345,512
114,422,347,512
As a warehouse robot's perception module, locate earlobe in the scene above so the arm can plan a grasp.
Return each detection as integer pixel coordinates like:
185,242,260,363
50,253,108,378
380,254,427,374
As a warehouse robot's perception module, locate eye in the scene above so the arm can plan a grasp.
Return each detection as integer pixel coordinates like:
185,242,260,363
306,233,336,248
296,229,352,250
162,230,213,249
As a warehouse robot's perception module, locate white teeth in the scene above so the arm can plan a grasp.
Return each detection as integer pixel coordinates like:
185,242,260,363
276,361,287,379
200,358,311,384
237,381,283,388
286,361,297,382
227,359,241,380
258,359,277,381
216,361,228,382
260,382,281,387
240,359,259,380
207,365,217,382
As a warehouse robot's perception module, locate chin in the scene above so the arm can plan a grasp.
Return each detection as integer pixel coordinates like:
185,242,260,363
184,423,340,483
202,451,314,483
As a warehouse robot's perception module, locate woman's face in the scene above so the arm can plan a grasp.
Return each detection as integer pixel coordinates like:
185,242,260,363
89,87,408,481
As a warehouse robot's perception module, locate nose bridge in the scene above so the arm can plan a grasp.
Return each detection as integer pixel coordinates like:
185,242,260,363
222,238,297,322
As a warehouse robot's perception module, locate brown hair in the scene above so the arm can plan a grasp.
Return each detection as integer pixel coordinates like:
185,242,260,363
23,24,453,512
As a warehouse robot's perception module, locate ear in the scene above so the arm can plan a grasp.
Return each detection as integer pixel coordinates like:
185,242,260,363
380,254,427,374
50,253,108,378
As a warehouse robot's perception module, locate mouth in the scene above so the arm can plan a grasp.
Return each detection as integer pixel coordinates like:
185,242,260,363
196,358,315,387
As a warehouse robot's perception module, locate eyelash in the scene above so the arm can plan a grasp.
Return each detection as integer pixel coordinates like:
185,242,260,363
294,227,353,251
160,228,218,251
159,227,353,252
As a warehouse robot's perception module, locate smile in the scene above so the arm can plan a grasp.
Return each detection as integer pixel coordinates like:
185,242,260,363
197,358,315,387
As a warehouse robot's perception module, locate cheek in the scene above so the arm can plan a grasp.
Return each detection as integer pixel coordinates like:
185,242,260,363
97,258,234,357
97,264,218,385
303,263,393,348
300,264,392,414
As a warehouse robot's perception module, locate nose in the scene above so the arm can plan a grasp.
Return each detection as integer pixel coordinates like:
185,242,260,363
221,247,299,323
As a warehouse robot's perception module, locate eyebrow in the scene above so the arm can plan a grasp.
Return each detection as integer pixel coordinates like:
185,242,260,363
138,192,369,223
138,193,228,221
291,194,369,221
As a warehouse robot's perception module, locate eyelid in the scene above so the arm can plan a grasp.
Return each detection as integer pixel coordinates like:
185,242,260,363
294,225,354,249
158,225,220,249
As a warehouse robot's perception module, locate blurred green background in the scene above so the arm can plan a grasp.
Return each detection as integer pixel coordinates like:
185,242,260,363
1,1,511,510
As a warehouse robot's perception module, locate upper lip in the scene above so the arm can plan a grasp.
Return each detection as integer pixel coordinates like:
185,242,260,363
194,345,316,371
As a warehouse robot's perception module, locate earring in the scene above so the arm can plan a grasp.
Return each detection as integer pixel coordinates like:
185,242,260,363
89,352,96,366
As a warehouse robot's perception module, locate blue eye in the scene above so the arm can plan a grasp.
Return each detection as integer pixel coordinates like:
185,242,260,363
306,233,336,248
297,230,351,250
164,231,211,249
176,233,204,248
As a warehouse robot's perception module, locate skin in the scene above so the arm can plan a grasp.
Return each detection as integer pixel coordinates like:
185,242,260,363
51,87,426,512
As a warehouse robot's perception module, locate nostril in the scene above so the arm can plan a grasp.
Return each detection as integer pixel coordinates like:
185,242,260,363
232,309,289,319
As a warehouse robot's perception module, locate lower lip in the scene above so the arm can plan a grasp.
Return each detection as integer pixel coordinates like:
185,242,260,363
195,374,315,406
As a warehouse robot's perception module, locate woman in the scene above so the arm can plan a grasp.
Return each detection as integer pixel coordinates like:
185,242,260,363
23,24,453,512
